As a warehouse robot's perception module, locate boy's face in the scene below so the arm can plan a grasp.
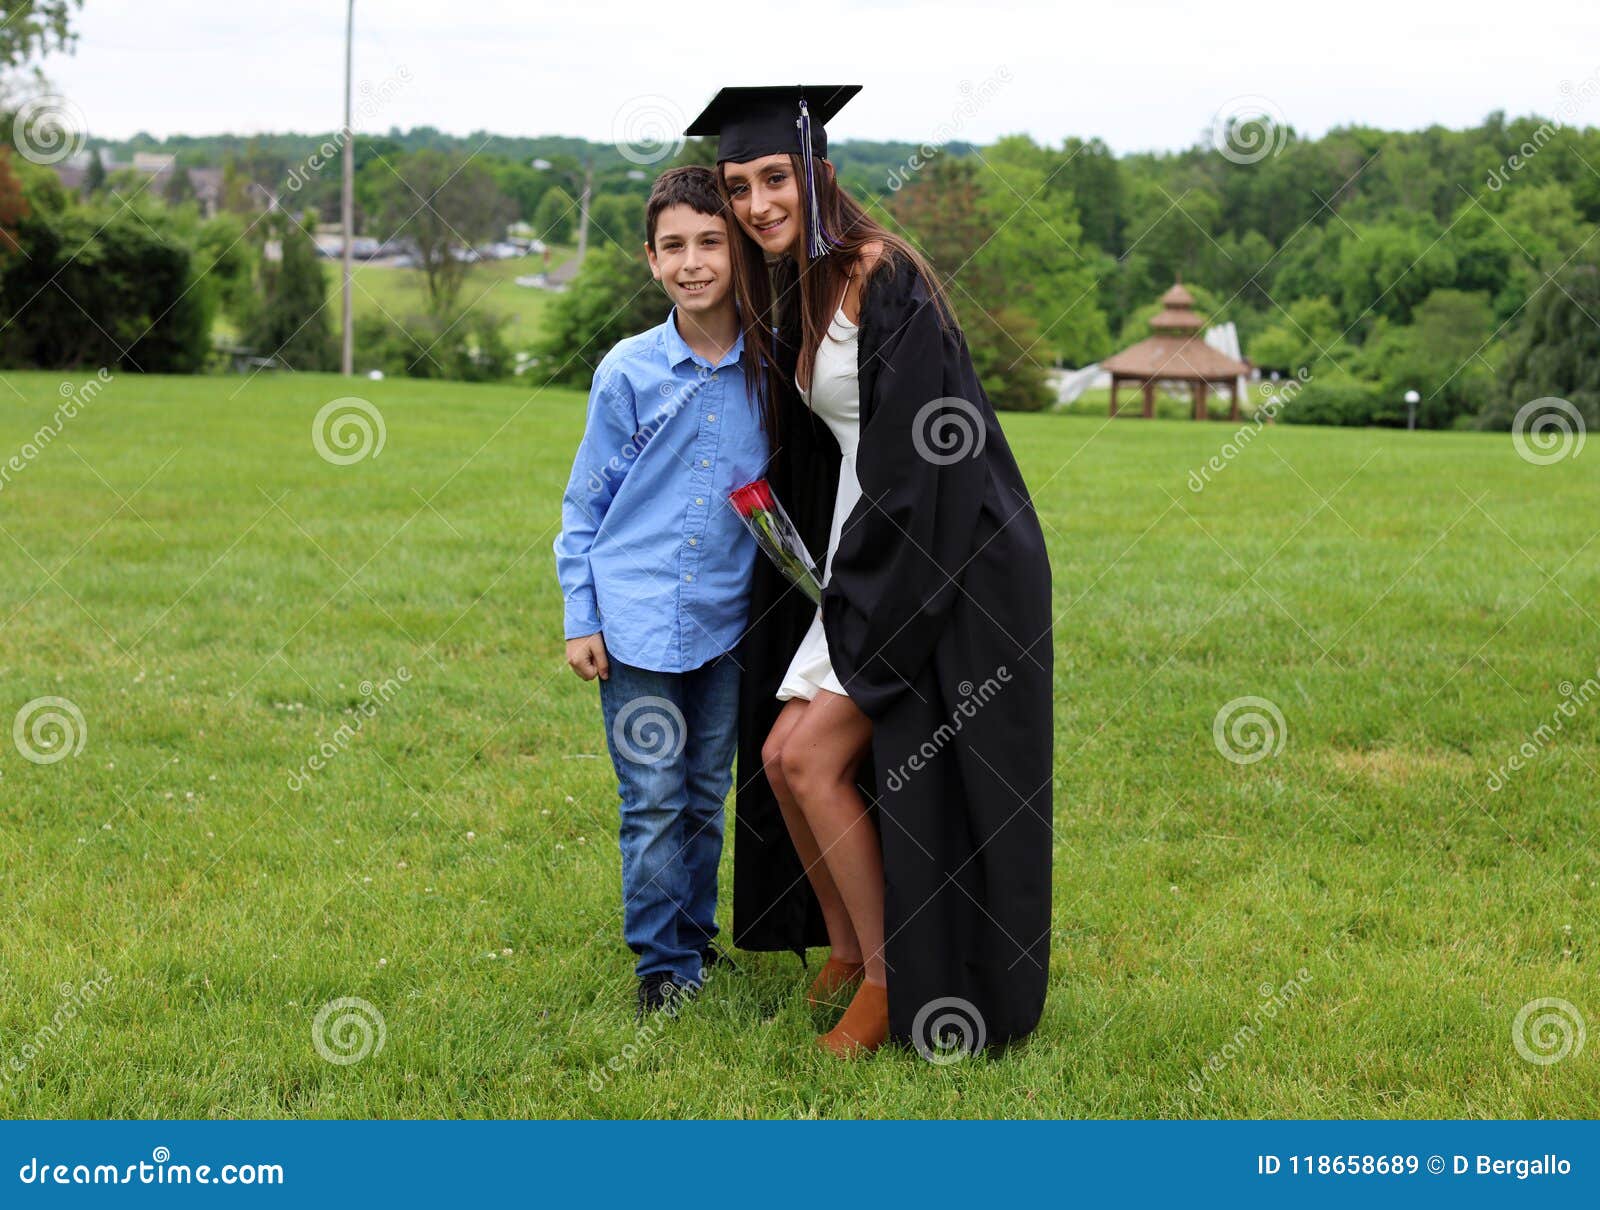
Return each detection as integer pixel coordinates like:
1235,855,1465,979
646,205,733,316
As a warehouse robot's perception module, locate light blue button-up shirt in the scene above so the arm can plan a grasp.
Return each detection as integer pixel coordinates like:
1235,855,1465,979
554,310,768,674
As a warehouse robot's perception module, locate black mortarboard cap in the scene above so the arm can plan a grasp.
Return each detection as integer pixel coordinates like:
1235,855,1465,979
685,85,861,165
685,85,862,258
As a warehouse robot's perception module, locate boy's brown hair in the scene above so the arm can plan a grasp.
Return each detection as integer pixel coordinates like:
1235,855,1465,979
645,165,727,250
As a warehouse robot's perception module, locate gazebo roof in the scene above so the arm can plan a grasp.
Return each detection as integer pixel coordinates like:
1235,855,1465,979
1160,281,1196,308
1100,278,1249,381
1101,333,1250,380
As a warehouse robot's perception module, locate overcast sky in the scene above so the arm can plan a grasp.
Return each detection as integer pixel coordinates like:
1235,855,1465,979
40,0,1600,153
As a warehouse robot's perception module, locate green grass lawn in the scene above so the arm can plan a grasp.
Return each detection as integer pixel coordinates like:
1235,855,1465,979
336,250,574,355
0,369,1594,1118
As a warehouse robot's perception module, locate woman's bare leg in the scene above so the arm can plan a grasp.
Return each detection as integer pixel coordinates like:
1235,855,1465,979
762,699,860,962
779,690,883,985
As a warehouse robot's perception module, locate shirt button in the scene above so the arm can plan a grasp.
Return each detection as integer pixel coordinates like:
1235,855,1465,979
688,537,698,546
710,373,718,381
707,413,716,422
694,497,704,505
684,573,694,582
700,459,710,467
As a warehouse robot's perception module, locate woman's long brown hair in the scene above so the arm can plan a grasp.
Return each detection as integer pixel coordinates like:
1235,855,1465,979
719,154,952,438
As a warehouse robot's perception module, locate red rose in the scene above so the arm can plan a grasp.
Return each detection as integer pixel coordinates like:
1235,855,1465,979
728,478,775,517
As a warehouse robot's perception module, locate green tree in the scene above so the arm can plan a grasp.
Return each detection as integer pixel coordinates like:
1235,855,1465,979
587,193,639,251
0,0,80,69
83,146,105,195
1361,289,1497,427
162,165,196,208
1480,254,1600,430
247,215,335,370
971,135,1112,366
534,185,576,245
536,242,662,388
887,155,1052,410
0,202,210,371
1247,296,1349,376
367,149,516,317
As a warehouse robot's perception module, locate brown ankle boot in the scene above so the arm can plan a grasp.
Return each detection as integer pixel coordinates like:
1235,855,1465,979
817,980,889,1058
806,956,865,1009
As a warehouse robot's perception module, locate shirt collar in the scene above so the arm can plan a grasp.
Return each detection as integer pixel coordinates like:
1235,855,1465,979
663,307,744,371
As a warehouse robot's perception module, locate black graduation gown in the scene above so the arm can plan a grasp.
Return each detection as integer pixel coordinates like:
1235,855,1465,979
732,252,1054,1052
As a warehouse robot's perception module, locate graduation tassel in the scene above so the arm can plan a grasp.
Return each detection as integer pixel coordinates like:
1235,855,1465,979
798,98,834,259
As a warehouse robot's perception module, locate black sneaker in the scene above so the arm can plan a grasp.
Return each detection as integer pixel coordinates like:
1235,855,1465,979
636,971,684,1022
698,942,734,976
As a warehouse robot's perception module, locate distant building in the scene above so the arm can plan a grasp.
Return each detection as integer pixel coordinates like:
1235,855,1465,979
53,150,224,218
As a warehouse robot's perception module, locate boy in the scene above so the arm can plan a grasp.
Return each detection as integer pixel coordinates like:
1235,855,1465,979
553,166,766,1019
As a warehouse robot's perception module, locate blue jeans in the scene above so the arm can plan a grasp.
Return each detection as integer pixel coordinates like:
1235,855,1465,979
597,652,740,986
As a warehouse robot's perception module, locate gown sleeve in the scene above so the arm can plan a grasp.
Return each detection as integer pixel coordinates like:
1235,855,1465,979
822,274,989,718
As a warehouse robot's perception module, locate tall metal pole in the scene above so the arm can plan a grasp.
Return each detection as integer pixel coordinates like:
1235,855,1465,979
576,162,592,264
340,0,355,376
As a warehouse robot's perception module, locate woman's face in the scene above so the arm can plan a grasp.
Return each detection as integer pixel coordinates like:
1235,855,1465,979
723,154,802,257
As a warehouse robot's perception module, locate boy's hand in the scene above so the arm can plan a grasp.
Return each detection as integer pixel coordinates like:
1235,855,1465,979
566,633,610,681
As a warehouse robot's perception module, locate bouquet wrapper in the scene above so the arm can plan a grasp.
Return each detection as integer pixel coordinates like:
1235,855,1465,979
727,478,823,605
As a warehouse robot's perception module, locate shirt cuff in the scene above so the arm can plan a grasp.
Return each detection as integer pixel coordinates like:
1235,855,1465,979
563,593,602,640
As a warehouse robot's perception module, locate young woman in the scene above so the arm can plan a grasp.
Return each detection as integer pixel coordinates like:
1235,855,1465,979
686,87,1054,1058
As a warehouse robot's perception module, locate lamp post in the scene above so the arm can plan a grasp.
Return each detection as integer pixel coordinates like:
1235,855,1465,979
1404,389,1420,431
340,0,354,376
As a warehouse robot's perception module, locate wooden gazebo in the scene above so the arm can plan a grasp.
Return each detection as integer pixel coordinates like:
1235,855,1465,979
1102,280,1250,420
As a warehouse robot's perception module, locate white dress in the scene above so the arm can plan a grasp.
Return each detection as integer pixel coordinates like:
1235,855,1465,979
776,305,862,702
